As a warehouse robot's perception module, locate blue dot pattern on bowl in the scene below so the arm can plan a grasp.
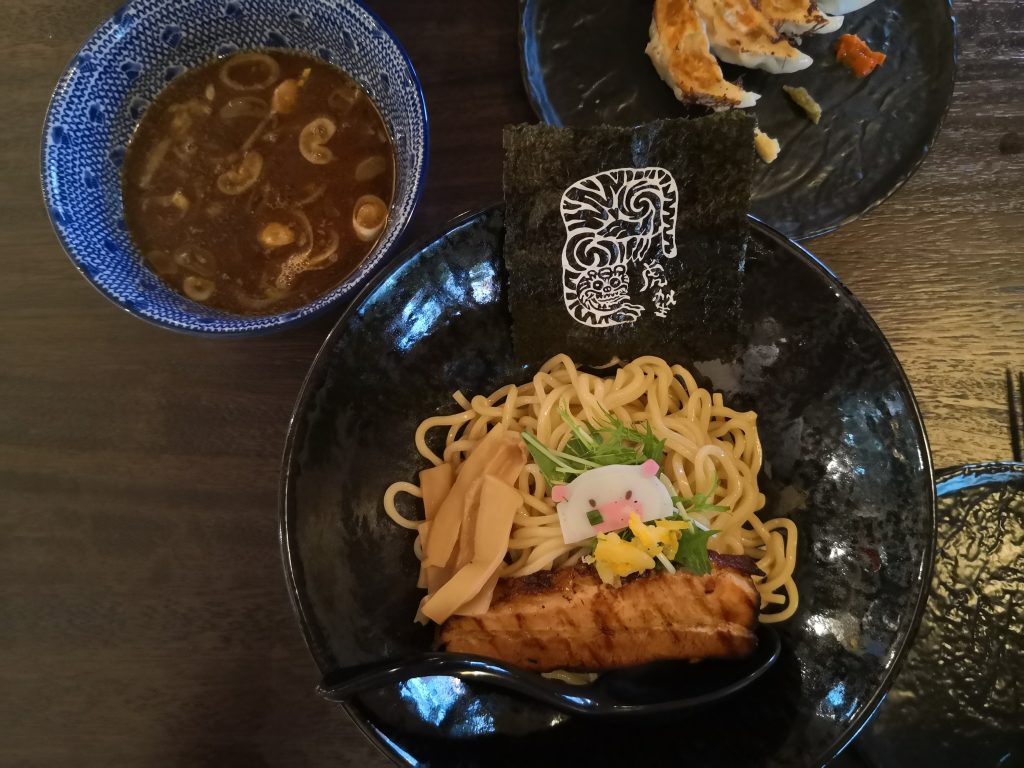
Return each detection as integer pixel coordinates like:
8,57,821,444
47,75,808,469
42,0,427,335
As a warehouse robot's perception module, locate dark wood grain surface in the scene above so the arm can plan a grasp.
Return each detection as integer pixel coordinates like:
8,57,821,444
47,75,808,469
1,0,1020,765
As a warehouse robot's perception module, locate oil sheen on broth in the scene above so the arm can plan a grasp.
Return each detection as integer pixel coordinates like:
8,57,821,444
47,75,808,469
122,51,395,315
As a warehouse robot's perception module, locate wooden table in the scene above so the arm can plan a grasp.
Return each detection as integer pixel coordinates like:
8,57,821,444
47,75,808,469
2,1,1021,765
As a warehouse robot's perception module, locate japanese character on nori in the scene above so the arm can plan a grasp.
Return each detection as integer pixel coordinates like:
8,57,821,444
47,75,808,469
502,112,755,367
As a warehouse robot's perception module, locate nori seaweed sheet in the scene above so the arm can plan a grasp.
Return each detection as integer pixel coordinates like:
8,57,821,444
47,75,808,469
503,112,754,367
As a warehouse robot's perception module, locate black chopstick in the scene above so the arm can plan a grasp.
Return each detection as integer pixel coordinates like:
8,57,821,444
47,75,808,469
1007,369,1023,463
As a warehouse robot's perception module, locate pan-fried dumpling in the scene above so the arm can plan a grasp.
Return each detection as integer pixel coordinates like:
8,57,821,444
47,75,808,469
693,0,814,73
647,0,760,109
755,0,844,36
816,0,876,14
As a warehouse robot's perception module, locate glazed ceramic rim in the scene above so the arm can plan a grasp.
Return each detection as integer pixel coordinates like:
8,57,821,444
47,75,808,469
39,0,429,336
278,205,936,767
516,0,958,242
936,461,1024,493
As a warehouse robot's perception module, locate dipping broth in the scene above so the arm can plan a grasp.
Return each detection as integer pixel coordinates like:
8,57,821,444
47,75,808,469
122,50,396,315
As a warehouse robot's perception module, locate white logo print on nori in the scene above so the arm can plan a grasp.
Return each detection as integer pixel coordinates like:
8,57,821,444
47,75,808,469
559,167,679,327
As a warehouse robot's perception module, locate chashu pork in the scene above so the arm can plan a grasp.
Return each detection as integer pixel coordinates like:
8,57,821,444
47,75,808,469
441,555,761,672
646,0,760,109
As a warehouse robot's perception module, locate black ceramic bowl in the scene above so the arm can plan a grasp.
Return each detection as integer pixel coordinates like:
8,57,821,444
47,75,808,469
839,462,1024,768
280,207,934,766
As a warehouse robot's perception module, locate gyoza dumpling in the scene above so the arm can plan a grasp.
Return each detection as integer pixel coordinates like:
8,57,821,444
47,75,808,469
816,0,876,14
647,0,761,109
755,0,844,36
693,0,814,73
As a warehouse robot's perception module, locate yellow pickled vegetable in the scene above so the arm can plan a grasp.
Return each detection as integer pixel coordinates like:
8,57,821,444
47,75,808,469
593,533,656,576
628,514,657,550
589,514,703,584
655,518,692,531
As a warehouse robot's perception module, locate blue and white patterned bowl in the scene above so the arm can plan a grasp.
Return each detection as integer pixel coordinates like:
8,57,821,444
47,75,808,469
41,0,428,335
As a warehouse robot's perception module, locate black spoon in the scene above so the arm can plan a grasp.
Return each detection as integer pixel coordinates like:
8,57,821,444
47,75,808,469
317,625,781,717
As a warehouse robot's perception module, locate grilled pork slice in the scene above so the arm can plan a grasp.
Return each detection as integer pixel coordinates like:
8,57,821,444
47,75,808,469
441,560,760,672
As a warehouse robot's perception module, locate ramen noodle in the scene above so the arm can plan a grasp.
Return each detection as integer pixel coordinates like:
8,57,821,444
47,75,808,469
385,354,798,624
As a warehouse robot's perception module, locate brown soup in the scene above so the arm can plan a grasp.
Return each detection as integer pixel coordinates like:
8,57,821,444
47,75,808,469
122,50,396,315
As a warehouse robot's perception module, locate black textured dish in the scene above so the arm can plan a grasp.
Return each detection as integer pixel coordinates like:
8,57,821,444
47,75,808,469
518,0,956,240
837,462,1024,767
280,207,934,766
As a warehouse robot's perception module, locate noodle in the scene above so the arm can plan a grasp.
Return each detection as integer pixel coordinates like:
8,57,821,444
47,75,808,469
383,354,799,623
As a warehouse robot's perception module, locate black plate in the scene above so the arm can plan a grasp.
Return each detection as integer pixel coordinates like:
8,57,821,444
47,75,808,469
280,207,934,766
836,462,1024,767
518,0,956,240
